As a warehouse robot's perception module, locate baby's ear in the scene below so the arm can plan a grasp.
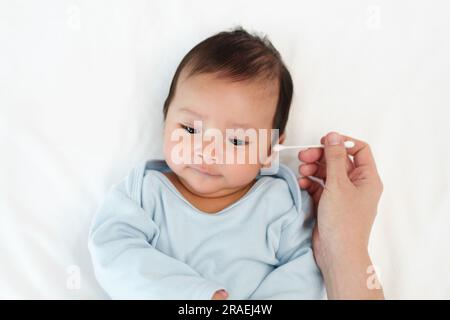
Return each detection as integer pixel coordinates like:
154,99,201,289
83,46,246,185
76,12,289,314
268,132,285,155
260,132,285,169
278,133,286,145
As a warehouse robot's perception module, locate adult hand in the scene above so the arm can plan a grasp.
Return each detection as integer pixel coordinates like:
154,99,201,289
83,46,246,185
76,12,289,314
298,132,384,299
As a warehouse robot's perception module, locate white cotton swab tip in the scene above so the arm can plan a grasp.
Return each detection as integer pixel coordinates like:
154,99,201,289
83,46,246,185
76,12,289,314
273,140,355,152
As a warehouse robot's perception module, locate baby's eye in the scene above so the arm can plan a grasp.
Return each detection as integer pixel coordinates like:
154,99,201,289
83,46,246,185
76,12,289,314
181,124,199,134
229,138,248,146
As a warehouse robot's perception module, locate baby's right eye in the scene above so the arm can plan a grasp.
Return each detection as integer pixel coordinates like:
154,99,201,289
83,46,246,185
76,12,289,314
181,124,198,134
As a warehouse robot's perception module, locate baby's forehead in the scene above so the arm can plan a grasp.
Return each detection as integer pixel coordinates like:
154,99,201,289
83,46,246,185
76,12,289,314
180,66,275,91
172,71,278,127
180,72,277,105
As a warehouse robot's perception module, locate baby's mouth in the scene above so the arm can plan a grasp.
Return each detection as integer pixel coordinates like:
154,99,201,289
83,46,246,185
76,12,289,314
188,164,221,177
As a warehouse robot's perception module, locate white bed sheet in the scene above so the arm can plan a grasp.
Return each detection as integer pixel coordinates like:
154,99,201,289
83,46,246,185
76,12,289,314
1,0,449,299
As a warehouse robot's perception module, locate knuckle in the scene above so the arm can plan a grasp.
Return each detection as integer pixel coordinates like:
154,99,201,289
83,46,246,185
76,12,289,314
358,139,369,148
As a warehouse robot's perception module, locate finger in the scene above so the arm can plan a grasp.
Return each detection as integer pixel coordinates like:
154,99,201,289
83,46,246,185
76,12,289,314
299,163,320,177
298,147,324,164
310,154,355,179
300,161,327,181
299,177,323,200
298,177,312,189
322,134,377,171
322,132,351,184
300,134,355,165
298,177,324,205
299,136,354,180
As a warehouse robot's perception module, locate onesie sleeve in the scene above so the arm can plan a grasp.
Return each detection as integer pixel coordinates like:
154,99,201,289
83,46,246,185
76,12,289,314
249,190,324,299
88,176,225,300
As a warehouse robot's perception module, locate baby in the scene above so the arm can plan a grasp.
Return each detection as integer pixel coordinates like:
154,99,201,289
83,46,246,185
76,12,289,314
88,27,323,299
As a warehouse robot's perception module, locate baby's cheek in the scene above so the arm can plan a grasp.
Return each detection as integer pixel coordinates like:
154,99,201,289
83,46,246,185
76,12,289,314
164,129,195,161
223,164,260,185
241,142,268,165
164,140,186,173
224,145,257,166
163,139,173,163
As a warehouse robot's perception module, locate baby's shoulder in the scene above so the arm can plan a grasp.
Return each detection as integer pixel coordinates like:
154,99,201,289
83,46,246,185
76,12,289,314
254,176,296,213
141,169,170,193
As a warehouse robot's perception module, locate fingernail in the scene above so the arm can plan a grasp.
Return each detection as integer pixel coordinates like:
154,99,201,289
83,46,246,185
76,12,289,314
327,132,341,145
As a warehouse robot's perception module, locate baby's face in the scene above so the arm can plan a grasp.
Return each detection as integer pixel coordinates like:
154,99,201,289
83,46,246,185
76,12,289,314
163,70,281,198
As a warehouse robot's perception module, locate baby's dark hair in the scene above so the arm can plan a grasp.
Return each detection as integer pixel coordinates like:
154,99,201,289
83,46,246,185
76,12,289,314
162,26,293,135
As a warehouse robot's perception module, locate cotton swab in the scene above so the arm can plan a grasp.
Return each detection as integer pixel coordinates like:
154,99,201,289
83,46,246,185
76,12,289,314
273,140,355,152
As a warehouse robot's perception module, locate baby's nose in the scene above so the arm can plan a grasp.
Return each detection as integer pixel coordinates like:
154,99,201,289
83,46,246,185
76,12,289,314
193,138,221,164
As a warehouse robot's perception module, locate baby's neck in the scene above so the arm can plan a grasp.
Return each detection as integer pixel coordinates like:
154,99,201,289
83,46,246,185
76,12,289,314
163,172,256,214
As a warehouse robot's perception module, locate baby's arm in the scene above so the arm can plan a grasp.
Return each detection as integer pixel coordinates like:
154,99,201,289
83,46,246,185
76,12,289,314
88,180,225,300
249,193,324,299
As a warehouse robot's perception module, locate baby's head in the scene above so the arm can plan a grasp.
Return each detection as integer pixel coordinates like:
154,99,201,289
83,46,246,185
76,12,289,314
162,27,293,198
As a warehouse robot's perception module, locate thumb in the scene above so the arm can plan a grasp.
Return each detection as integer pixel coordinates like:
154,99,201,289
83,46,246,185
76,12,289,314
324,132,350,185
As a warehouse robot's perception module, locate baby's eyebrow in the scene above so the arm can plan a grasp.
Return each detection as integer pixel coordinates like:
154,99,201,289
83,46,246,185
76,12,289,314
178,107,203,118
226,122,254,129
179,107,255,129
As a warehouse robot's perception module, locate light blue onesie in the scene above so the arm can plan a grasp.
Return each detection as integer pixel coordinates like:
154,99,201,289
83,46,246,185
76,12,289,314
88,159,324,299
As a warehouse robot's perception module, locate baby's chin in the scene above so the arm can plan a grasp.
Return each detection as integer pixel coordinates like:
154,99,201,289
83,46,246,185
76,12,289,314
178,168,226,196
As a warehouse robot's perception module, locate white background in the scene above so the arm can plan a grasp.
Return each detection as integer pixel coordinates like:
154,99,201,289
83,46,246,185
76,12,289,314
1,0,449,299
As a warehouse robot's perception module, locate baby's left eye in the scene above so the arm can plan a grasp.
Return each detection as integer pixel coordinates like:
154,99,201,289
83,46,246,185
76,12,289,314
229,138,248,146
181,124,199,134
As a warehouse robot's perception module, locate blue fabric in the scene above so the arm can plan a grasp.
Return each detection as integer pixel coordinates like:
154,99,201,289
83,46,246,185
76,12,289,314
88,159,324,299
